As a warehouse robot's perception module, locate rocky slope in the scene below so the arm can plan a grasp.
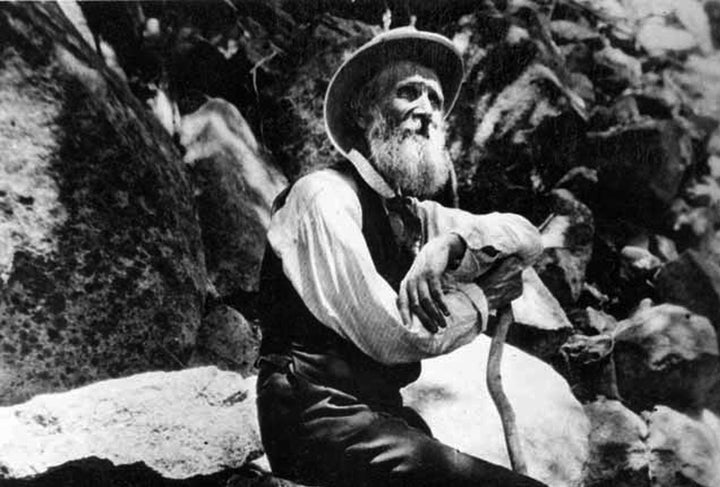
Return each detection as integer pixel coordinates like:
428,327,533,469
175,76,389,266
3,0,720,486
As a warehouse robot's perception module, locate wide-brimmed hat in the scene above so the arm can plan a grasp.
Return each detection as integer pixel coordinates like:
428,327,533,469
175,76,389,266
324,27,464,159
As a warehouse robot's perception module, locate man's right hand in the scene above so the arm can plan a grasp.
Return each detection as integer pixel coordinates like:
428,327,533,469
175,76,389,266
475,256,525,310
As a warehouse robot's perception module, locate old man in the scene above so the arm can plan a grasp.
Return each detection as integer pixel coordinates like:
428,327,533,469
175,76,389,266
257,28,546,486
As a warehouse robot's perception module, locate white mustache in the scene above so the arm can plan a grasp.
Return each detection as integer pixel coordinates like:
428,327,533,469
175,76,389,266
399,120,442,139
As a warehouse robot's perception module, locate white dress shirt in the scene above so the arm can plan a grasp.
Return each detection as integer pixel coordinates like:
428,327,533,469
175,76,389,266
267,154,542,365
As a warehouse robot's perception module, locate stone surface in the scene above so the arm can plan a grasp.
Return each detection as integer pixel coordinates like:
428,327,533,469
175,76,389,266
674,0,714,54
403,336,590,487
560,332,620,401
180,98,287,295
506,267,573,360
590,45,642,95
550,20,601,44
613,303,719,411
471,62,580,152
583,120,693,226
583,398,649,487
270,15,377,177
708,0,720,49
0,3,207,405
678,53,720,121
188,304,260,376
655,249,720,336
575,307,619,335
637,19,699,56
620,245,662,272
534,189,594,307
0,367,262,480
1,458,238,487
448,10,589,217
646,406,720,487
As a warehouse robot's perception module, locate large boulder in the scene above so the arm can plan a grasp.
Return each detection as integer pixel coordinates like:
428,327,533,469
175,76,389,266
534,188,594,308
583,398,650,487
583,400,720,487
0,367,262,480
613,303,719,411
403,335,590,487
589,45,642,96
269,15,377,177
582,120,693,228
506,267,574,361
0,3,207,405
188,304,260,376
180,98,287,295
655,249,720,339
646,406,720,487
560,332,620,402
637,19,700,56
631,0,713,55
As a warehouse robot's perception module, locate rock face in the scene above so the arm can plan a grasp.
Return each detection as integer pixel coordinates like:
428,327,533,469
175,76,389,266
271,15,378,177
0,3,207,405
583,399,649,487
403,335,589,487
646,406,720,487
188,304,260,376
507,267,574,360
613,303,719,410
0,367,262,480
584,400,720,487
534,189,595,308
655,249,720,339
180,98,287,295
583,120,693,226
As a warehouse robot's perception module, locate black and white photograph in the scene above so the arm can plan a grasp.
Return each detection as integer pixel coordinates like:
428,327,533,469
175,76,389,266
1,1,720,486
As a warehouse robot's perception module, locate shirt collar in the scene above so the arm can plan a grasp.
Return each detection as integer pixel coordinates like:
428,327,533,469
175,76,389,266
346,149,397,199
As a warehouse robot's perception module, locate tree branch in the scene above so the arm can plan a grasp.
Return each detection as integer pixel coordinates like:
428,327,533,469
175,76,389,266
486,305,528,475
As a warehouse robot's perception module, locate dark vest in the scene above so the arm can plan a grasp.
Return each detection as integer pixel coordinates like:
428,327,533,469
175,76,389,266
258,164,421,405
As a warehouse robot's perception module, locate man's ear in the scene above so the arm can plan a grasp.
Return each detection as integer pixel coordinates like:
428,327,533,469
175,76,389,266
356,112,370,130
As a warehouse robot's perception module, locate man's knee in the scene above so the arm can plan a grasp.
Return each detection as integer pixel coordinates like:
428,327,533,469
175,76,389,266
351,424,547,487
344,421,450,484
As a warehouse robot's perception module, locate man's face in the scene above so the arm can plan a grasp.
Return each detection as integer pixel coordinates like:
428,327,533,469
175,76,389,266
361,61,452,198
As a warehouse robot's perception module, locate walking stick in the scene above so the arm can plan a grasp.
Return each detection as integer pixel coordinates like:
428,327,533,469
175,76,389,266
486,304,528,475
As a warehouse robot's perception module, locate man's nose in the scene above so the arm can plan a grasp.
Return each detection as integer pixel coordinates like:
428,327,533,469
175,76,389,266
408,92,435,136
411,91,434,115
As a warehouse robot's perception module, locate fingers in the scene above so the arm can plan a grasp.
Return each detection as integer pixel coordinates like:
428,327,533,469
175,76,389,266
398,280,412,328
399,274,444,333
418,279,446,330
408,280,437,333
429,275,449,317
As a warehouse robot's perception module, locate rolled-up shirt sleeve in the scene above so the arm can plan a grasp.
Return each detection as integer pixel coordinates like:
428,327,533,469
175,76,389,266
415,199,543,281
267,170,486,365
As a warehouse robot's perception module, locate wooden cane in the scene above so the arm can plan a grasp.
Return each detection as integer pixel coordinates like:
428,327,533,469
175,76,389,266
486,304,528,475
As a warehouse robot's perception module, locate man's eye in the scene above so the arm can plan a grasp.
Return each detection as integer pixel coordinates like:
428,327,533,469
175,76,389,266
428,92,442,109
397,85,420,100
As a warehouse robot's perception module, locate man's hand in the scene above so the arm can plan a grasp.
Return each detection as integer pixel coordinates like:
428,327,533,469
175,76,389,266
475,256,524,310
397,233,466,333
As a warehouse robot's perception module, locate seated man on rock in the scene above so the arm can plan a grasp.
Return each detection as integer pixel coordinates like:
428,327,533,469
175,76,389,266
257,27,546,487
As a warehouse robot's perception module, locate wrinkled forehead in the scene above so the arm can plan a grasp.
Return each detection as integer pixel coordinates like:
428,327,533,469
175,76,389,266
368,61,443,98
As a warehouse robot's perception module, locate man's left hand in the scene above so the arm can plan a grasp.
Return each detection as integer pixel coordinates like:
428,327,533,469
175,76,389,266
397,233,466,333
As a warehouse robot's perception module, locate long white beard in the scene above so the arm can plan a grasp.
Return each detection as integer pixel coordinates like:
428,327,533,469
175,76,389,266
367,114,452,198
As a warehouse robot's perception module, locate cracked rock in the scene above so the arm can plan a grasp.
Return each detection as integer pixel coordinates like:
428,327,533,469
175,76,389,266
0,367,262,480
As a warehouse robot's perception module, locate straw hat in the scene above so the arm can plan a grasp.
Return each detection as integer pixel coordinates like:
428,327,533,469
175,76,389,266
324,27,464,159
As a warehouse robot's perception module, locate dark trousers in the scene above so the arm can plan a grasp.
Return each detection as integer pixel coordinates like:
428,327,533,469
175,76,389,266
256,357,547,487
